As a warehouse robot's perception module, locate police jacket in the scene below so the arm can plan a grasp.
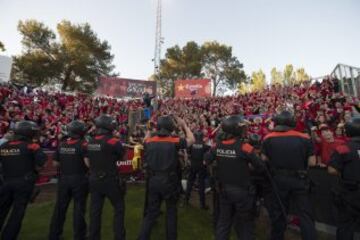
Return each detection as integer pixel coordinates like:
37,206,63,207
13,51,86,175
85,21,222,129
262,129,314,171
144,135,187,173
206,138,263,188
329,138,360,182
189,141,210,168
54,138,88,176
0,138,46,179
85,134,124,176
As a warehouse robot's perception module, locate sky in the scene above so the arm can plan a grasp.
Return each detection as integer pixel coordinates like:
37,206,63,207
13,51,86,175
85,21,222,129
1,0,359,80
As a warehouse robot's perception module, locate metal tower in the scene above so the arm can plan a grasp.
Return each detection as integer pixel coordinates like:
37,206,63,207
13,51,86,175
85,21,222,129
154,0,163,76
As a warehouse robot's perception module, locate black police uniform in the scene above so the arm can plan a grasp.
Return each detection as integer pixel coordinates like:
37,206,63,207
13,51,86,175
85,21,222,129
138,134,187,240
86,133,126,240
185,138,210,209
49,137,89,240
262,129,316,240
206,136,263,240
329,138,360,240
248,134,273,219
0,136,46,239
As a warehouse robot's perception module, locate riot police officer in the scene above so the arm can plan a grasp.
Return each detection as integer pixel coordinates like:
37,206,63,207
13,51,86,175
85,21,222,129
0,121,47,240
248,134,272,219
262,111,316,240
328,117,360,240
184,131,210,209
85,115,126,240
205,115,264,240
49,120,89,240
138,115,195,240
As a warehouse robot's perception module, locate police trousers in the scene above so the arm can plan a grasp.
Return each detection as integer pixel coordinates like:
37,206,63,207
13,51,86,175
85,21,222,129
0,177,34,240
185,166,207,208
49,175,89,240
138,174,180,240
269,175,316,240
216,185,256,240
334,186,360,240
89,176,126,240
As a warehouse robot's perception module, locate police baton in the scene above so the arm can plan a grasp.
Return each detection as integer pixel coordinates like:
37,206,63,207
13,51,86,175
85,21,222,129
142,171,150,217
262,165,288,221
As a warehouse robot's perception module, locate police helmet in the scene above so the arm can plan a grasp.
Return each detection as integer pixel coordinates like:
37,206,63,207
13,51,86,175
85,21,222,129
194,130,204,142
94,115,116,133
157,115,175,136
345,117,360,138
221,115,247,137
67,120,87,139
14,121,39,139
249,134,262,149
273,111,296,128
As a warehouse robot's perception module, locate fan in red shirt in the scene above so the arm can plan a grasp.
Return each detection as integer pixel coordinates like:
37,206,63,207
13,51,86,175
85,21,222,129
311,125,346,166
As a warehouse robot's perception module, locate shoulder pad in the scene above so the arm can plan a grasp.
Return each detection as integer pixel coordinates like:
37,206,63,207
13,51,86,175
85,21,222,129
27,143,40,151
107,137,120,145
241,143,254,154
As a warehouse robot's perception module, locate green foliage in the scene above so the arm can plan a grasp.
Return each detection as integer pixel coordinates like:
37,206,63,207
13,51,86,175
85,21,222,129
158,41,203,96
251,69,266,92
294,67,310,83
158,41,246,96
12,19,115,93
201,41,246,96
283,64,295,86
270,67,284,86
0,41,5,52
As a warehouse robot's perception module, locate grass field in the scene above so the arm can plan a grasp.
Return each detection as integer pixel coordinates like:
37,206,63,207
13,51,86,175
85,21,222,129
17,184,332,240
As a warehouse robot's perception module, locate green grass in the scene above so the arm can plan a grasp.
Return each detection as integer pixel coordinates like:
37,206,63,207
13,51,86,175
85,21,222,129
18,185,331,240
20,185,222,240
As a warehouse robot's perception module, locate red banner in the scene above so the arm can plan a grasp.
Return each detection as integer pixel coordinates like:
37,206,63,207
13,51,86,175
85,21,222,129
96,77,156,98
174,79,211,98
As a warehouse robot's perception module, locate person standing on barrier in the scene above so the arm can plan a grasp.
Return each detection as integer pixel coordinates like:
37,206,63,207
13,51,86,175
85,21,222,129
85,115,126,240
0,121,46,240
262,111,317,240
48,120,89,240
328,117,360,240
205,115,265,240
138,115,195,240
184,130,210,209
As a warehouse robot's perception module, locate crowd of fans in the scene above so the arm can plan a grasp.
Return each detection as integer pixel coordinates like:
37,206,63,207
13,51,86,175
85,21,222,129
0,76,357,165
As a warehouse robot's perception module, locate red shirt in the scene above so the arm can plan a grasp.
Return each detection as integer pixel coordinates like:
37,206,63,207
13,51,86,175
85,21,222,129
320,138,345,165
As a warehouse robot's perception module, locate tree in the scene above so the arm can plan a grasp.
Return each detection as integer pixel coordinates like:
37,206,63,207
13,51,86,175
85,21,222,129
283,64,296,86
251,70,266,92
12,20,60,85
270,67,284,86
12,19,115,93
158,41,203,96
0,41,5,52
294,67,310,83
238,76,252,95
201,41,246,96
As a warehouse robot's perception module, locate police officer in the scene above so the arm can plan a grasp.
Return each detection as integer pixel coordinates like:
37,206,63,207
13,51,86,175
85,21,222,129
85,115,126,240
328,117,360,240
49,120,89,240
262,111,316,240
138,115,195,240
184,131,210,209
248,134,272,219
205,115,264,240
0,121,47,239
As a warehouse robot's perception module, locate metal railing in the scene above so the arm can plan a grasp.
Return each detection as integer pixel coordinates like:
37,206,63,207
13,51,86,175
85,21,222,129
331,63,360,97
